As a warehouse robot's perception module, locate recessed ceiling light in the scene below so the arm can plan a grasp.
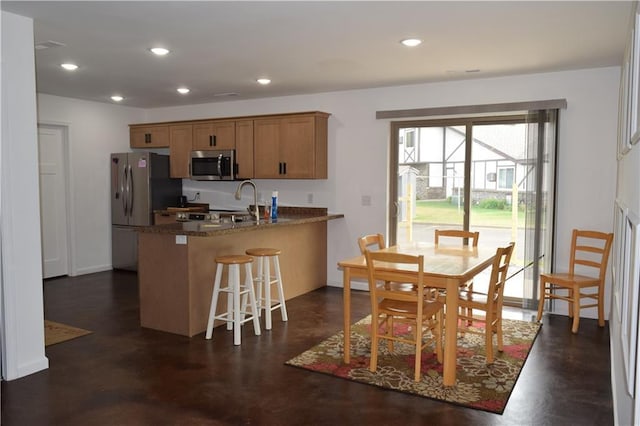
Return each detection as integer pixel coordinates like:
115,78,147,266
60,63,78,71
111,95,124,102
400,38,422,47
257,78,271,85
177,87,190,94
150,47,170,56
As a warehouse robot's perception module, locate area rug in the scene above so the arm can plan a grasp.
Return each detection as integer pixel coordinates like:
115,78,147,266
285,315,541,414
44,320,92,346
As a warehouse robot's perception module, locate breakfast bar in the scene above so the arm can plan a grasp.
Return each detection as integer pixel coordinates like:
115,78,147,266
137,208,343,337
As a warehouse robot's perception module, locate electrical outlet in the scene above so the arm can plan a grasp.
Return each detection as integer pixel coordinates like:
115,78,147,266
307,193,314,204
361,195,371,206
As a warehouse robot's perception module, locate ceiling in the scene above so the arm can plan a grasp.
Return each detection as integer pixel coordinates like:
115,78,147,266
1,1,633,109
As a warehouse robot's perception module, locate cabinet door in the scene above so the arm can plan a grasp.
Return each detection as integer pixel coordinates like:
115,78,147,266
130,125,169,148
235,120,254,179
169,125,192,178
281,116,316,178
193,120,236,150
254,118,282,178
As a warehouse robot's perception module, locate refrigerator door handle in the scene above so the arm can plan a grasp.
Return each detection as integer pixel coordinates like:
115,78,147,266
122,165,129,216
128,164,134,216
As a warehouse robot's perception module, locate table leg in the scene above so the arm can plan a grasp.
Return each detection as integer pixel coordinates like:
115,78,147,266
343,267,351,364
443,277,458,386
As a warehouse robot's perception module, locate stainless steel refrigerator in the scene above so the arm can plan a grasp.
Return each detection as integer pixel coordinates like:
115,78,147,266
111,152,181,270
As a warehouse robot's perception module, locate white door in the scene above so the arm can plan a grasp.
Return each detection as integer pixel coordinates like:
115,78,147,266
38,125,69,278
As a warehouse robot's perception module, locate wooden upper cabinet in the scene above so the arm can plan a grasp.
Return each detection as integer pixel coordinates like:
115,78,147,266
254,118,283,178
254,112,328,179
169,125,193,178
130,111,329,180
235,120,254,179
130,125,169,148
192,120,235,150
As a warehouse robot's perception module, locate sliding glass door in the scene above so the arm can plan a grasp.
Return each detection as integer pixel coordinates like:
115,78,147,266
389,112,557,308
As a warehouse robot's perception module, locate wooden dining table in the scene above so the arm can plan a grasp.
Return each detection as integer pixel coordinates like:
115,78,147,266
337,242,498,387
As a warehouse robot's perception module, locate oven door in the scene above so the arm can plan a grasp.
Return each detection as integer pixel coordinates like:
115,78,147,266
190,150,235,180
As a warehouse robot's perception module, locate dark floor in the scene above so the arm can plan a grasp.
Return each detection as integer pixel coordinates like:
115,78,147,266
2,270,613,425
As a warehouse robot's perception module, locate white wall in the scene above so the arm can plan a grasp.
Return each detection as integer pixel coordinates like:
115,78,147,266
36,94,146,275
611,68,640,426
145,68,620,309
0,11,49,379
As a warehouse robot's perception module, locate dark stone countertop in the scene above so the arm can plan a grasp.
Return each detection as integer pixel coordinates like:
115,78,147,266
138,209,344,237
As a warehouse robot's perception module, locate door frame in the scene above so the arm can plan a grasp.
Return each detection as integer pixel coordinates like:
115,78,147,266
38,122,75,277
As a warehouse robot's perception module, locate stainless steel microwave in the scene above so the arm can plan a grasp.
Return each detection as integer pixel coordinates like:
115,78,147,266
190,149,236,181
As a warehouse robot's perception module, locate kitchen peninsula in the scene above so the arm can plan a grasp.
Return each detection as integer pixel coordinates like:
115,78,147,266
137,207,343,336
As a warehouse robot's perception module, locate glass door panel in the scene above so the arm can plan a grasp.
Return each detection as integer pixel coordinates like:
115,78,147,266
395,125,466,245
467,123,527,300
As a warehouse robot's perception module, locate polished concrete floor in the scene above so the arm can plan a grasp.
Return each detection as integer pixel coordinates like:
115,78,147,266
2,270,613,425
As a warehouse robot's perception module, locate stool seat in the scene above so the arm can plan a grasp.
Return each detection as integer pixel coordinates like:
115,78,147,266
246,247,288,330
245,248,281,257
215,254,254,265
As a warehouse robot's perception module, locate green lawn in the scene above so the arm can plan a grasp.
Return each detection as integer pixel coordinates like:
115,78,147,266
412,200,525,228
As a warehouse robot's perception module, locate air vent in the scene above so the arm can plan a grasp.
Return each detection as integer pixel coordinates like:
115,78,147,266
35,40,66,50
212,92,239,97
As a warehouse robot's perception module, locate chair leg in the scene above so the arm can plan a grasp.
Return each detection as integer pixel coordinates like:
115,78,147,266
255,256,264,317
387,316,395,352
370,313,379,373
435,310,443,364
414,318,422,382
571,291,581,334
597,284,605,327
496,316,503,352
231,265,242,346
568,288,574,318
485,320,494,364
205,264,224,339
272,255,288,321
245,263,261,337
263,257,272,330
536,279,546,322
467,281,473,326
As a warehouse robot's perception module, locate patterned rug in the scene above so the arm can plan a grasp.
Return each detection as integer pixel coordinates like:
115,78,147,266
44,320,92,346
285,315,541,414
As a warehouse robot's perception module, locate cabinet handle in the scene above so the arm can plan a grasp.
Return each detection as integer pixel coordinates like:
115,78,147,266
145,133,151,143
283,162,287,175
209,135,218,147
213,135,216,147
278,162,282,174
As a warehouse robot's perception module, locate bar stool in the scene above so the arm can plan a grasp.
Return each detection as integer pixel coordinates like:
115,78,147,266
205,254,261,345
245,248,288,330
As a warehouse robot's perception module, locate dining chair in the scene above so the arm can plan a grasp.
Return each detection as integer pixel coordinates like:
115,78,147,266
364,250,444,382
435,229,480,320
457,242,515,364
536,229,613,333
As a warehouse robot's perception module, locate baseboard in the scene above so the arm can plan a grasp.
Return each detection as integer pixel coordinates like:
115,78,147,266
7,356,49,381
71,264,113,277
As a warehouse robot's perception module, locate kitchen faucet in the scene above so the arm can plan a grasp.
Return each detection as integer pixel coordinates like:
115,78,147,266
234,180,260,224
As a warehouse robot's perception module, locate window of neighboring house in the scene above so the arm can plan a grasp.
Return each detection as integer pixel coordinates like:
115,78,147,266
498,166,514,190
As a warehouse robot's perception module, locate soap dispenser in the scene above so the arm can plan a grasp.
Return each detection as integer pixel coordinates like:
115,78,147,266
271,191,278,220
